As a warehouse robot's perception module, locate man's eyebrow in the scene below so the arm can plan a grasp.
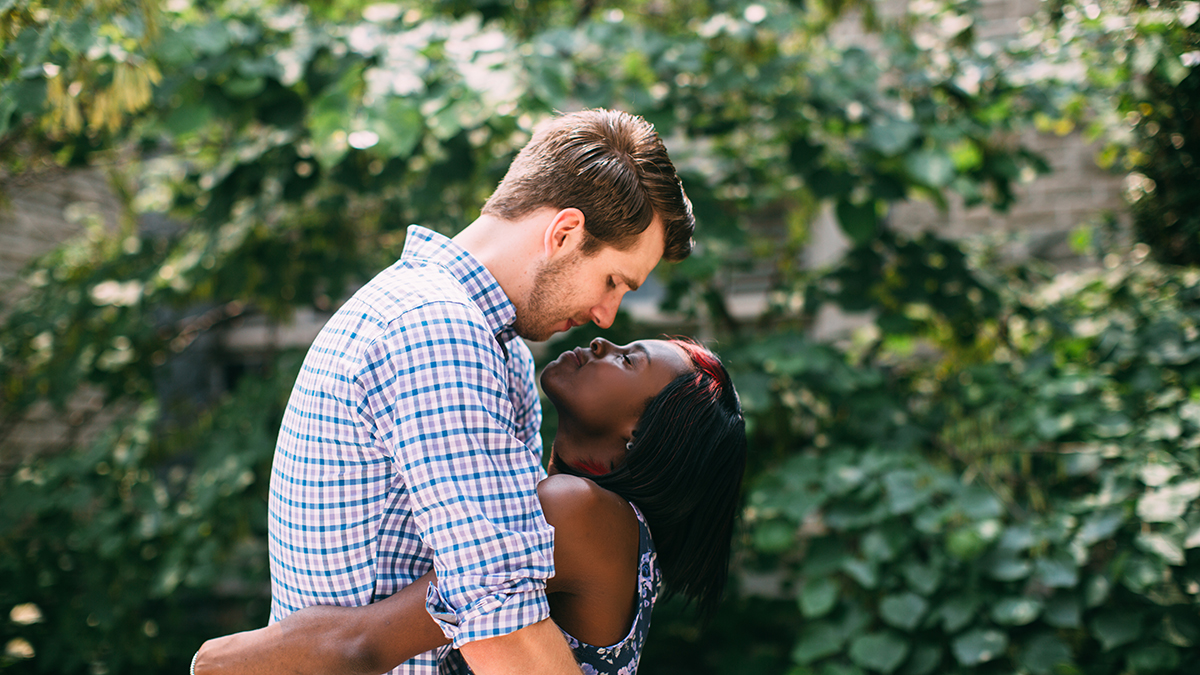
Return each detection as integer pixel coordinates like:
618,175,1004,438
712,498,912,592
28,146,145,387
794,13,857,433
617,272,640,292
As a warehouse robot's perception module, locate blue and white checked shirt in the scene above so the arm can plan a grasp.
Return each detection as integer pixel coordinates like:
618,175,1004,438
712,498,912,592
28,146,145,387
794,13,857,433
267,225,553,673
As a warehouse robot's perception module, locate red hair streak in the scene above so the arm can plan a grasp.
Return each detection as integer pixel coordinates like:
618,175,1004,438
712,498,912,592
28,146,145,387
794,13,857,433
674,339,725,398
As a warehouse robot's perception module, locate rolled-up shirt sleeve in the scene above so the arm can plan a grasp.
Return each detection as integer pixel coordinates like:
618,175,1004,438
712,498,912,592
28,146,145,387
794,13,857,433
360,300,554,648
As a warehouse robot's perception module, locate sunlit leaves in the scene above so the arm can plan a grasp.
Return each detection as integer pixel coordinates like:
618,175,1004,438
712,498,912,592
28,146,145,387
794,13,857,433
0,0,162,138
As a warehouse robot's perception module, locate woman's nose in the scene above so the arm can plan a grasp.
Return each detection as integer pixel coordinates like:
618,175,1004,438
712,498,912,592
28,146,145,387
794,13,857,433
590,337,612,355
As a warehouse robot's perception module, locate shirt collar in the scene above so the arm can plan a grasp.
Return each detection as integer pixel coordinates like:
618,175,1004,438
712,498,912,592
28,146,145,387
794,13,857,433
400,225,518,345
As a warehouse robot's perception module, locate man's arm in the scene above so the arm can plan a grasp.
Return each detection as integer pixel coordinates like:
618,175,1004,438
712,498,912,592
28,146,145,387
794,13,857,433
373,306,563,667
193,572,447,675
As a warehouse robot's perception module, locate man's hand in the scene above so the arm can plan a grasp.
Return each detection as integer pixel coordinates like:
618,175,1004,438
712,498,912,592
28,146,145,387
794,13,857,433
458,618,582,675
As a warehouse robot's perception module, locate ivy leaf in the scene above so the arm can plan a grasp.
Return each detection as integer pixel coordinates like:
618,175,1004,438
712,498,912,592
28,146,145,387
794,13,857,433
842,557,879,589
792,604,870,665
959,486,1004,519
1137,480,1200,522
791,620,846,664
1085,574,1111,608
939,595,981,633
861,528,903,563
1075,508,1126,546
952,629,1008,666
309,66,365,169
368,98,425,159
1019,633,1073,675
1090,610,1143,650
990,597,1042,625
1129,643,1181,671
905,149,955,187
1032,552,1078,588
1043,594,1081,628
752,520,794,553
1121,555,1163,592
185,20,233,56
900,644,942,675
879,592,928,631
899,559,942,596
1135,531,1185,565
836,199,879,246
982,551,1032,581
946,522,995,560
849,632,909,674
799,576,840,618
867,117,920,155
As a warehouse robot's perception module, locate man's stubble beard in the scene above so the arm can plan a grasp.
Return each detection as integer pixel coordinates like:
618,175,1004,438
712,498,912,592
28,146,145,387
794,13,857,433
512,250,583,343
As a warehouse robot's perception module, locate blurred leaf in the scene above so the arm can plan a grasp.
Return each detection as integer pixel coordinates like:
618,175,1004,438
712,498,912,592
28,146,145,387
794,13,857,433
990,597,1042,626
867,118,920,155
836,199,879,245
904,150,955,187
1090,611,1143,650
1019,632,1073,675
1032,553,1078,588
879,592,928,631
1137,480,1200,522
939,595,981,633
982,551,1032,582
899,560,941,596
1043,594,1081,629
1135,531,1185,566
800,577,840,618
952,629,1008,666
849,632,909,674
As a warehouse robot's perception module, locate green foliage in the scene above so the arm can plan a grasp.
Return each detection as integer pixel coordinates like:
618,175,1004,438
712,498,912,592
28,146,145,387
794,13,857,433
643,254,1200,674
2,0,1198,674
1023,0,1200,265
0,354,300,672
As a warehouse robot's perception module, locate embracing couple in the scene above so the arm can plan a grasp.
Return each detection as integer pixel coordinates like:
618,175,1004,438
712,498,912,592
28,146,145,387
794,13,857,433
193,109,747,675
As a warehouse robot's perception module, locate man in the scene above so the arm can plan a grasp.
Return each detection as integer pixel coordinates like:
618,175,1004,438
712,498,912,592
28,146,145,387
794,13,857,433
259,109,694,675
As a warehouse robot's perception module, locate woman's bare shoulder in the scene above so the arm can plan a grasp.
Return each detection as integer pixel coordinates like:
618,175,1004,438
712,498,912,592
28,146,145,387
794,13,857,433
538,474,635,533
537,475,638,591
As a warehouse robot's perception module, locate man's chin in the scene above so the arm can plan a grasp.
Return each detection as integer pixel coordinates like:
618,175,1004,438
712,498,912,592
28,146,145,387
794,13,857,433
513,324,556,343
514,319,572,343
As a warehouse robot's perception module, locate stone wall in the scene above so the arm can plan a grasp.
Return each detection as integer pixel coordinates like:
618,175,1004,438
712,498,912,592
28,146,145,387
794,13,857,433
0,169,126,470
0,168,122,294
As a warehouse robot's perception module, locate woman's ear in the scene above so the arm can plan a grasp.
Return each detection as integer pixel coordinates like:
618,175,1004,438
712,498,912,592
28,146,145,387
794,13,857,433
543,208,586,258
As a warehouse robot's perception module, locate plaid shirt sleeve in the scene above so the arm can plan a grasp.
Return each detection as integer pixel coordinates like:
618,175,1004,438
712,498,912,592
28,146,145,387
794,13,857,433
358,299,554,648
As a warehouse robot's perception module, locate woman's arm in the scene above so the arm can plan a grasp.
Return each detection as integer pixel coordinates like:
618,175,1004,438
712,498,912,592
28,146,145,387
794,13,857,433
193,571,448,675
194,475,630,675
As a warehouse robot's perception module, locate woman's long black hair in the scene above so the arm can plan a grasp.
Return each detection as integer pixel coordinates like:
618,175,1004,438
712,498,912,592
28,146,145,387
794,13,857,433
562,338,747,617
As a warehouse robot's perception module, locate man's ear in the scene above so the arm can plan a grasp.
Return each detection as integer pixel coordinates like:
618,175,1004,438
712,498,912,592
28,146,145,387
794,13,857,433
543,208,586,258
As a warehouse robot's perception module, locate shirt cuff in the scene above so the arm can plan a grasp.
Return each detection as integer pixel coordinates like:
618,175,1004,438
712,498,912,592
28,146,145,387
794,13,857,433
425,580,552,649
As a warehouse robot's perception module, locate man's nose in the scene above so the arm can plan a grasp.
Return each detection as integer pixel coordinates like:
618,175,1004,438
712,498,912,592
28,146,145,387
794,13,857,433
588,294,622,329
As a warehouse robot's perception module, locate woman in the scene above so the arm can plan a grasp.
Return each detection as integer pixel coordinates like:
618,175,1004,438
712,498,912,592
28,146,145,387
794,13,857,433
194,336,746,675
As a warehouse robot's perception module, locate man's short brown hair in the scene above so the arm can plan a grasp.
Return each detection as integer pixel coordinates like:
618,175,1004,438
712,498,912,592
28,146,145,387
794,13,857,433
482,109,694,262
